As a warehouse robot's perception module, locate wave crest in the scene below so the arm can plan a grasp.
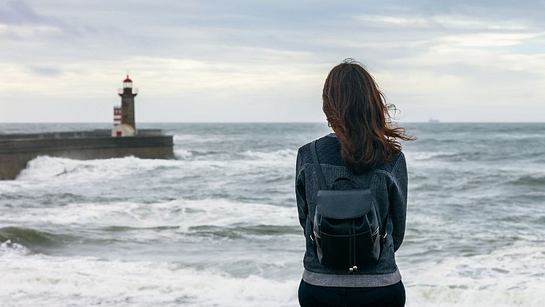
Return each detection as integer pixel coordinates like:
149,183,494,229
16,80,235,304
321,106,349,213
0,226,70,250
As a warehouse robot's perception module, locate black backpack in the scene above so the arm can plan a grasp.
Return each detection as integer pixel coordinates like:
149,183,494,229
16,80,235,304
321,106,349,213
310,140,388,272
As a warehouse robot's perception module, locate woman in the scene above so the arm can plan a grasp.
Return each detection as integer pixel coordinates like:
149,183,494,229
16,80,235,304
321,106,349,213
295,59,412,307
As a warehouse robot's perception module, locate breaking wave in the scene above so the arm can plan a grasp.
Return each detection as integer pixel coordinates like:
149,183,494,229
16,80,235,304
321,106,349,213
0,227,70,249
0,253,298,307
1,199,298,235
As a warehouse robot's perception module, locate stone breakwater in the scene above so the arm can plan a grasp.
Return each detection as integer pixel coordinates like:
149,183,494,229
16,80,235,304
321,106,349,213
0,129,174,180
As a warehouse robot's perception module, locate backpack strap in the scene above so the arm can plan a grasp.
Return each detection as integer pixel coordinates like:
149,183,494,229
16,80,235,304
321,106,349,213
381,207,390,239
310,140,326,190
378,207,390,260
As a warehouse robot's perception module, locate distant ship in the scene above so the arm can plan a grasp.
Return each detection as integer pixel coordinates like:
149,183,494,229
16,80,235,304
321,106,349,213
0,76,174,180
428,118,440,123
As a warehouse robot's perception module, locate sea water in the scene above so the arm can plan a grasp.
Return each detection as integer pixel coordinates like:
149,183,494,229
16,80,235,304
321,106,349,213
0,123,544,307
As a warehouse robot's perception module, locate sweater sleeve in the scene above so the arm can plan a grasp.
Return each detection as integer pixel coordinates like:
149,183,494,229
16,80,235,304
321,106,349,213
295,147,308,230
389,152,408,252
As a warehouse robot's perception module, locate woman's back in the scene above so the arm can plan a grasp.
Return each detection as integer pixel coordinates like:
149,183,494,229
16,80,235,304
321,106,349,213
296,133,407,286
295,59,412,307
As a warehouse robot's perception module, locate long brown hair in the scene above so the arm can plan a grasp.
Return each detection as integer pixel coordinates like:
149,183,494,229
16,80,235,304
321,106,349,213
322,59,413,173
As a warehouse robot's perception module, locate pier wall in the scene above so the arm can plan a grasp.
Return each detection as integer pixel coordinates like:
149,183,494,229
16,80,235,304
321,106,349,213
0,132,174,180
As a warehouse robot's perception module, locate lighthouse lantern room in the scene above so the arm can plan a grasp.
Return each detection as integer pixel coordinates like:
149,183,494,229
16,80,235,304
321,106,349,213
112,75,138,137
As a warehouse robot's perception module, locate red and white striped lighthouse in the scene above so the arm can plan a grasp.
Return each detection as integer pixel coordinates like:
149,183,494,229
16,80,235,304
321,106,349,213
112,75,138,137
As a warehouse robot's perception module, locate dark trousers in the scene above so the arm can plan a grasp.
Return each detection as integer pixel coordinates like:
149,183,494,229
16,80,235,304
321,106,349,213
298,279,406,307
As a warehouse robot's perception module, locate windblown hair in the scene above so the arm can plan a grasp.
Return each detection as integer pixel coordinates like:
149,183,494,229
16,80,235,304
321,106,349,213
322,59,413,173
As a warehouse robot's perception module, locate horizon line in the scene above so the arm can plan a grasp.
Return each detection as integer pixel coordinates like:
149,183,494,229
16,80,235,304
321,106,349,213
0,121,544,124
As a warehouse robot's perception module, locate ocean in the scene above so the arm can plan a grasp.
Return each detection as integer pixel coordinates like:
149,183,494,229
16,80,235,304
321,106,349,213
0,123,544,306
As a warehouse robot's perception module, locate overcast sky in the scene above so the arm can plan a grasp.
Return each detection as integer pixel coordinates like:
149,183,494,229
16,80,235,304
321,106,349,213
0,0,544,122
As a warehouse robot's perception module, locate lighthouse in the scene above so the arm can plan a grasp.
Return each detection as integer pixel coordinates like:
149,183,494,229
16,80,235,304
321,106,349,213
112,75,138,137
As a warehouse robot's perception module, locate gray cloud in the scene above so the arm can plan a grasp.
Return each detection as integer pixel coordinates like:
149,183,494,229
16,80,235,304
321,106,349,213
0,0,47,24
27,65,62,76
0,0,544,122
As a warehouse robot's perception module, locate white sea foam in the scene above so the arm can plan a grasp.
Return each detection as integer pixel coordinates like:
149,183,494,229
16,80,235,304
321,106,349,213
405,151,457,162
16,156,178,182
242,149,297,162
174,148,193,160
14,153,294,183
401,243,545,307
0,253,298,307
1,198,298,232
0,239,29,256
2,242,543,307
